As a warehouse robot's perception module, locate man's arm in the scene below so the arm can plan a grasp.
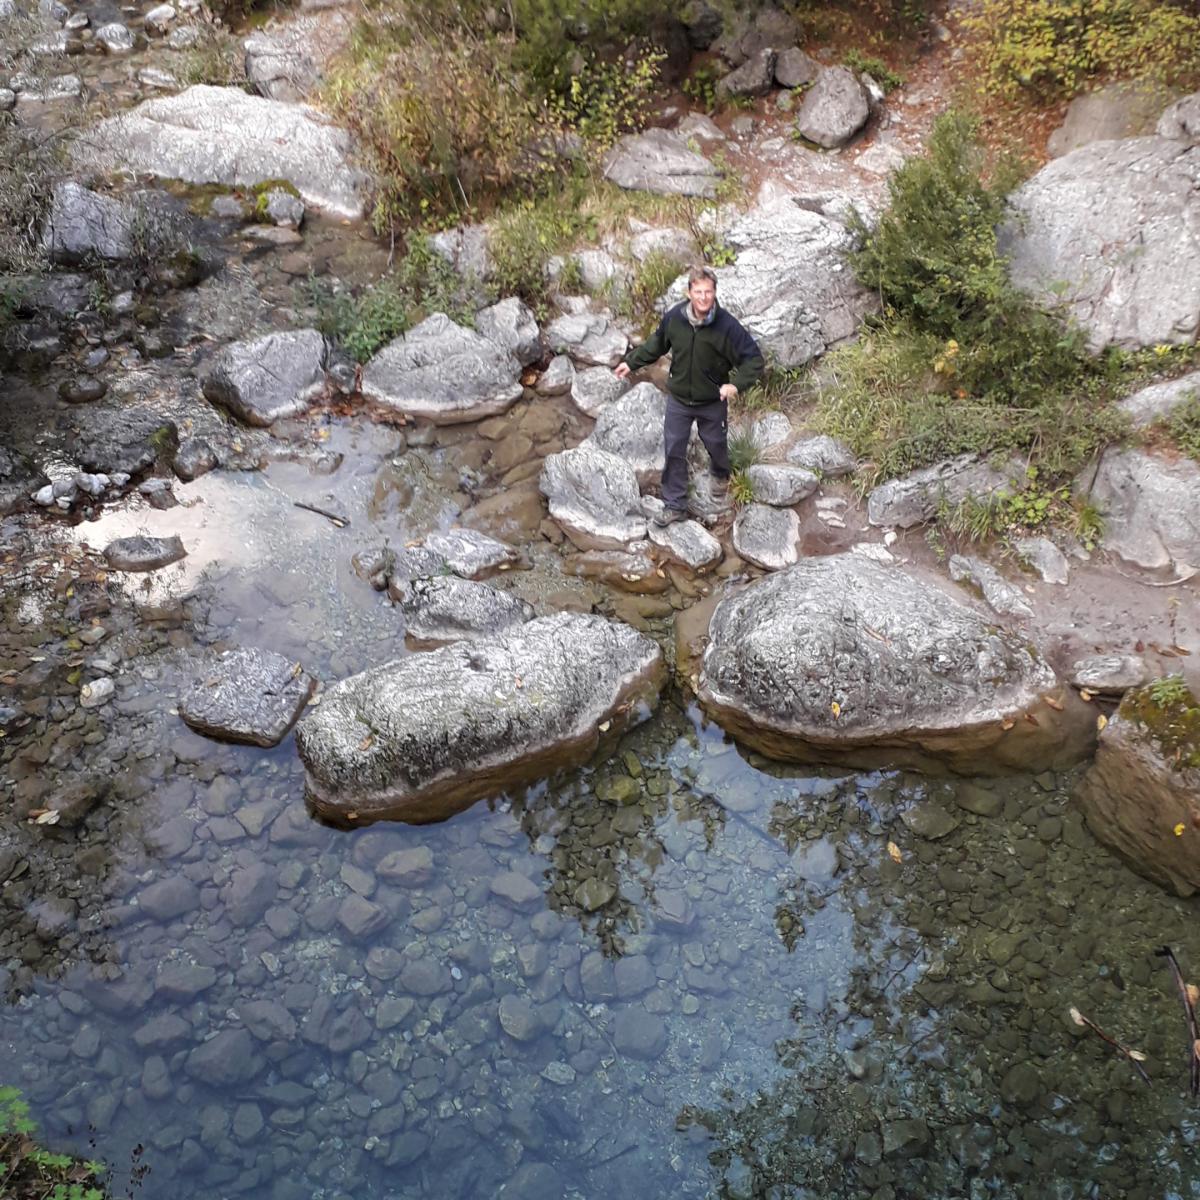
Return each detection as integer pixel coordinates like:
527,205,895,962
728,320,765,394
620,312,670,374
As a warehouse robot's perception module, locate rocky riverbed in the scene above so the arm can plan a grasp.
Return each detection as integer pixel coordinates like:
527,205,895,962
5,0,1200,1197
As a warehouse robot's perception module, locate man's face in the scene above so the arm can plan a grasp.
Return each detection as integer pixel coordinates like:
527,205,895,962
688,278,716,317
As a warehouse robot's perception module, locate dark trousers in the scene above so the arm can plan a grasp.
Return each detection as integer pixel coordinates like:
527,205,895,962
662,394,730,511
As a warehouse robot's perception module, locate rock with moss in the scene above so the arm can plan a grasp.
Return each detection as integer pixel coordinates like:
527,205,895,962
1075,679,1200,895
361,313,523,424
699,554,1091,774
295,612,665,823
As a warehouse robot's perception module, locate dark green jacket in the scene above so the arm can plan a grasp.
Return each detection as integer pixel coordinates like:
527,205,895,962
623,301,765,406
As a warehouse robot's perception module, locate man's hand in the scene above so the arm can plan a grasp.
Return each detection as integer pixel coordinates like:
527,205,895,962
719,384,738,402
614,362,631,380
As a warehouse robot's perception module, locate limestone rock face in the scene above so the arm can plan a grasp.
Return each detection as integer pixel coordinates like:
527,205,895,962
546,313,628,368
1047,82,1169,158
1089,448,1200,570
1157,91,1200,143
1076,684,1200,895
202,330,329,426
868,455,1018,529
79,85,367,219
295,613,665,823
539,445,648,549
243,12,350,102
583,382,667,482
1118,369,1200,428
179,647,316,747
474,297,541,366
1002,137,1200,351
699,555,1089,774
665,197,877,368
570,366,628,418
795,66,870,149
362,314,522,424
603,129,722,198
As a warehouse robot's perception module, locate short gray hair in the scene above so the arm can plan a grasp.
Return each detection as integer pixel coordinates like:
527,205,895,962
687,265,718,290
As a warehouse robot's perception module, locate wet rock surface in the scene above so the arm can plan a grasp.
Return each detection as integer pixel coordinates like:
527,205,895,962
392,575,535,645
103,534,186,571
178,646,317,747
202,330,329,427
296,613,664,822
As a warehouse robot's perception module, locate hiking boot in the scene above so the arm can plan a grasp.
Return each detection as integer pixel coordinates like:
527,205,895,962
653,506,687,527
710,474,731,500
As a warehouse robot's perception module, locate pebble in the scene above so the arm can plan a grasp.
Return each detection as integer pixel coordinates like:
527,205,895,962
79,678,115,708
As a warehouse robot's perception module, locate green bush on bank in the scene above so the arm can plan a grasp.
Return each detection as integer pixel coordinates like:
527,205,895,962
1,1086,107,1200
960,0,1200,102
816,111,1134,487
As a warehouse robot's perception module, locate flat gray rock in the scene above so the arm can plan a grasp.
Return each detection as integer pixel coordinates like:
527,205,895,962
1070,654,1148,694
1089,447,1200,569
1118,369,1200,427
646,516,722,571
179,646,316,747
602,128,722,198
786,433,857,476
103,535,186,572
775,47,819,88
868,454,1017,528
1002,137,1200,351
718,48,776,99
540,445,647,550
546,313,628,368
747,463,818,506
749,411,792,449
583,382,667,482
421,527,522,580
1013,536,1069,585
732,503,799,570
700,554,1081,773
948,555,1034,619
295,613,664,823
393,576,534,645
202,329,328,426
664,197,876,368
474,297,541,367
42,183,133,264
79,84,366,219
795,66,870,148
536,355,574,396
361,313,522,424
570,365,628,417
1156,91,1200,143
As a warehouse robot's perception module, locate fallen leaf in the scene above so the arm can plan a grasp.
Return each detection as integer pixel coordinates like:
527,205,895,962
35,810,60,825
1193,1037,1200,1060
1023,713,1039,726
598,720,611,732
1175,822,1186,837
1128,1050,1148,1062
1080,688,1095,701
1069,1006,1085,1026
831,701,841,719
1001,719,1015,730
1044,695,1064,712
1186,983,1200,1008
1097,714,1108,731
1174,645,1193,655
886,842,902,864
1135,639,1145,652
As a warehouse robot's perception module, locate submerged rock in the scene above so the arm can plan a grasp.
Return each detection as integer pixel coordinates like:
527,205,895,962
1076,681,1200,895
103,535,186,571
361,313,523,424
295,613,664,823
178,647,316,747
202,330,329,427
698,554,1089,773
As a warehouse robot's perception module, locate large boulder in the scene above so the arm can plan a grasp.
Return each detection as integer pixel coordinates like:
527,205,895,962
545,313,628,368
697,555,1090,774
1075,681,1200,895
795,66,871,149
1047,82,1170,158
391,576,534,646
179,647,316,747
202,330,329,426
1157,91,1200,143
295,613,665,823
582,382,667,483
243,12,351,103
1001,137,1200,351
78,85,367,219
539,445,647,549
1088,448,1200,570
361,314,523,424
1118,369,1200,427
474,297,541,367
41,183,133,264
602,129,722,198
665,197,877,368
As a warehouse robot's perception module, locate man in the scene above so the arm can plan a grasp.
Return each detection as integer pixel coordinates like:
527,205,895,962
615,266,764,526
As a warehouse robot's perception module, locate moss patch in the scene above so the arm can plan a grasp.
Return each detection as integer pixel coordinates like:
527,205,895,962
1120,677,1200,770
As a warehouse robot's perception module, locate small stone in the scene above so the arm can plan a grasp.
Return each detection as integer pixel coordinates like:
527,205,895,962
139,876,200,921
95,22,134,52
612,1008,668,1060
103,535,186,572
490,871,542,911
900,802,960,840
573,876,617,912
59,377,107,404
1000,1061,1042,1107
79,678,115,708
498,994,546,1042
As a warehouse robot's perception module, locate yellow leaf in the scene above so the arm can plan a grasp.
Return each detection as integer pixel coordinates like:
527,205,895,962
1001,719,1015,730
1187,983,1200,1008
1175,822,1186,837
886,842,902,864
1097,714,1108,731
1080,688,1094,701
1044,695,1063,712
831,702,841,719
35,810,61,825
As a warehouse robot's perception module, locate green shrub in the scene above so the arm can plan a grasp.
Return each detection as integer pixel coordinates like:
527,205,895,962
548,49,664,151
728,427,765,473
612,249,689,335
960,0,1200,101
1165,393,1200,461
175,24,248,87
682,63,722,112
843,49,904,92
308,235,474,362
1,1086,107,1200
